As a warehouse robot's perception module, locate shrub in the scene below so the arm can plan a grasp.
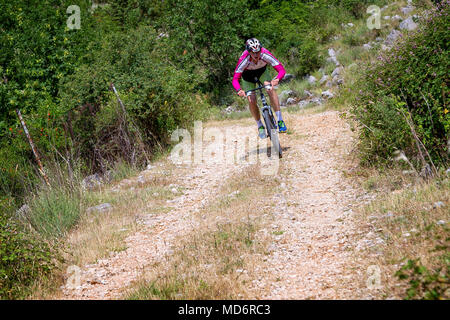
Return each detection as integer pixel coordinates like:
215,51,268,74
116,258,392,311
395,255,449,300
351,3,449,167
0,214,55,299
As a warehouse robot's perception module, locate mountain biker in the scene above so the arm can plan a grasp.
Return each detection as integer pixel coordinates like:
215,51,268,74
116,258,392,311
232,38,287,138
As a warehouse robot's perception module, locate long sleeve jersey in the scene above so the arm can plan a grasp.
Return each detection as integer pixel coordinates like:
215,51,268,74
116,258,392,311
232,47,286,92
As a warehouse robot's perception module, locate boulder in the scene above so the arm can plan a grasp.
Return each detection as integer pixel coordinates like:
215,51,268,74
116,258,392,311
278,90,295,104
283,74,295,83
399,16,418,31
401,6,415,15
319,75,329,85
82,173,104,190
327,48,340,66
306,75,317,84
86,203,113,214
304,90,314,98
331,66,344,78
384,29,402,46
321,90,334,99
286,97,296,105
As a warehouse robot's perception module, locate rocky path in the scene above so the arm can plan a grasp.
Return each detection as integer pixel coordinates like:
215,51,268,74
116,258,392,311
59,109,371,299
247,110,372,299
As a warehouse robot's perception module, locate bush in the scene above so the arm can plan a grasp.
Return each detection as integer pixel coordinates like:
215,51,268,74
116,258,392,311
351,3,449,167
395,255,449,300
0,214,55,299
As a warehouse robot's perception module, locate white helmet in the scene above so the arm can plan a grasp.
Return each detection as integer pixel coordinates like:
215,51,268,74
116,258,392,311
245,38,261,53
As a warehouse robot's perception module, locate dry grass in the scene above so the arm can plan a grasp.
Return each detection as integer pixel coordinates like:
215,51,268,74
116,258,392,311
123,164,283,300
30,161,184,299
354,171,449,299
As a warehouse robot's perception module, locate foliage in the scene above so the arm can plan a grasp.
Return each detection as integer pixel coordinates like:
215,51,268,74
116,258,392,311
0,214,55,299
395,254,449,300
162,0,254,98
350,3,449,167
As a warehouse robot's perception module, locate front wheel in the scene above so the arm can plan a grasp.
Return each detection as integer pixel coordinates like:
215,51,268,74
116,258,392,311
262,109,282,158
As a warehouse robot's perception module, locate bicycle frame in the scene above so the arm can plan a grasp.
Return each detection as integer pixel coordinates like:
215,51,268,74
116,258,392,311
245,78,282,158
245,79,276,136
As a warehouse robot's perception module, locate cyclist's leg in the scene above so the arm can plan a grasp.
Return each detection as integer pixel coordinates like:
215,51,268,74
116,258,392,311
260,68,280,112
261,68,286,132
242,80,260,122
242,79,266,138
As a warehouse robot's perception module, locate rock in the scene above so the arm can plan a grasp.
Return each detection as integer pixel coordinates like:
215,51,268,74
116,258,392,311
399,16,418,31
82,173,104,190
15,204,31,220
325,81,333,88
319,75,329,85
224,105,236,114
286,97,296,105
375,37,383,42
321,90,334,99
401,6,415,15
327,48,340,66
347,23,354,27
278,90,296,104
171,187,178,194
385,29,402,46
331,66,344,78
332,75,342,85
297,100,309,109
433,201,445,209
310,97,323,106
381,44,391,51
146,164,154,170
304,90,314,98
385,212,394,219
283,74,295,83
391,15,403,21
86,203,113,214
384,16,391,20
446,168,450,176
437,220,446,225
363,43,373,50
306,75,317,84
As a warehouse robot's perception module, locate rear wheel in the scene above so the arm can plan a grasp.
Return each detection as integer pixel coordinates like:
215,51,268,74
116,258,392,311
262,109,282,158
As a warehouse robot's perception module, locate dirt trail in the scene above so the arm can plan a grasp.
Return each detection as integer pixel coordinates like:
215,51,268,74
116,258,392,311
59,108,372,300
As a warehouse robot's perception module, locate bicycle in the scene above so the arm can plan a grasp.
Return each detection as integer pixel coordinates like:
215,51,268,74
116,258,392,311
245,78,283,159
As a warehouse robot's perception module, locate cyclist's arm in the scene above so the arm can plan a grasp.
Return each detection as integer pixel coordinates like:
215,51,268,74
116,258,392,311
232,72,242,92
261,48,286,80
232,51,250,93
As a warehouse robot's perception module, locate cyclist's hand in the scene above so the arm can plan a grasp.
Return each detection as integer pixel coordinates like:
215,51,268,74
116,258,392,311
271,78,280,87
237,90,246,97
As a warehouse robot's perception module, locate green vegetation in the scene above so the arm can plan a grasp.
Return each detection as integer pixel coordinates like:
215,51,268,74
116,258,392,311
350,3,449,167
1,0,448,300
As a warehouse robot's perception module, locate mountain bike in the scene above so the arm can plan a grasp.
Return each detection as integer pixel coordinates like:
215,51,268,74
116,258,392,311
245,79,282,158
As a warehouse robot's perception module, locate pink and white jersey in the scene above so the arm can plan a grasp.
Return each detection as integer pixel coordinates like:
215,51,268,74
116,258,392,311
232,47,286,92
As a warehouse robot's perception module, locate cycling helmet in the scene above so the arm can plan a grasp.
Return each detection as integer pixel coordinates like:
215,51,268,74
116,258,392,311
245,38,261,53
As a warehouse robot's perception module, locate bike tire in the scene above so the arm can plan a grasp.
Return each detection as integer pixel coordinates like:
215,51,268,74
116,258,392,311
262,109,282,158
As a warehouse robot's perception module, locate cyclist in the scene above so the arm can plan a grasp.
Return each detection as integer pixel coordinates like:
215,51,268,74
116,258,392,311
232,38,287,138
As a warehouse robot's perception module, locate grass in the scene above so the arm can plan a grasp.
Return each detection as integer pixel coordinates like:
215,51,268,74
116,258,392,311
354,170,449,299
123,164,282,300
28,159,182,299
